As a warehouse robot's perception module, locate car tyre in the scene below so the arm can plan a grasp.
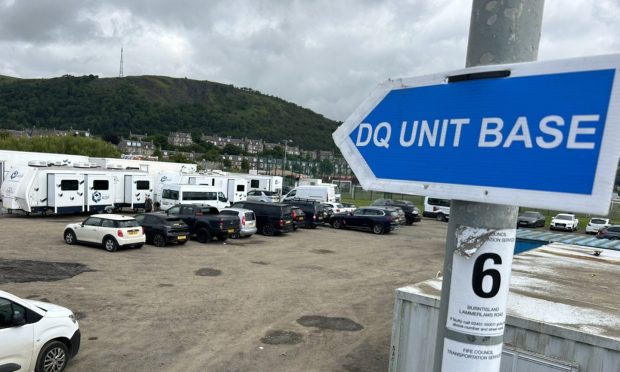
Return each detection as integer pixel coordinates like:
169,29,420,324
219,235,228,242
332,219,343,229
196,228,212,243
36,339,68,372
262,224,275,236
153,233,167,247
436,213,445,222
64,230,76,245
103,237,119,252
373,224,385,235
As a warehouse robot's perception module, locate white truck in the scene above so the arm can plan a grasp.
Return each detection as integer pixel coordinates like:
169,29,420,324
283,185,339,203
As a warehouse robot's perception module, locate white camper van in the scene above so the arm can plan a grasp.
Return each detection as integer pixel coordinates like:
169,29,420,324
283,185,337,203
158,183,230,210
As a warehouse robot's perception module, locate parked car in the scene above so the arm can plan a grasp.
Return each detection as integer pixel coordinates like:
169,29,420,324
517,211,546,228
322,202,356,215
586,217,611,234
0,290,80,372
596,225,620,239
220,208,258,238
372,199,421,225
282,198,324,228
134,213,190,246
549,213,579,232
165,204,239,243
63,214,145,252
329,206,399,234
290,206,306,230
246,190,280,203
231,201,294,236
423,197,450,221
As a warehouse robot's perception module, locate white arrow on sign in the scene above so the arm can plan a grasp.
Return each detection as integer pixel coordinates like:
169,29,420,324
333,55,620,215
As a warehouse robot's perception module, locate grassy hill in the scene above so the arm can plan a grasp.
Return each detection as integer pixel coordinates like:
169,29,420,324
0,74,339,151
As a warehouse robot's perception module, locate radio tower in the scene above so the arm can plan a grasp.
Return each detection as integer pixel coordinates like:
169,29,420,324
119,46,124,78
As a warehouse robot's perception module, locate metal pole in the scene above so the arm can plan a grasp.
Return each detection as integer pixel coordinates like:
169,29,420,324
433,1,544,371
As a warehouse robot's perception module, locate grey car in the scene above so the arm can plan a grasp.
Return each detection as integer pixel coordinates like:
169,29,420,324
220,208,257,238
246,190,280,203
517,211,546,228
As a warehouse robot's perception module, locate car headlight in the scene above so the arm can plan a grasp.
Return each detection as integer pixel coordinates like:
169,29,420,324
69,313,77,324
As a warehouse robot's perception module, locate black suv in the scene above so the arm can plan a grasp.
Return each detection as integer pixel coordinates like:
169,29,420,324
231,201,294,236
135,213,190,246
282,198,324,229
165,204,240,243
372,199,421,225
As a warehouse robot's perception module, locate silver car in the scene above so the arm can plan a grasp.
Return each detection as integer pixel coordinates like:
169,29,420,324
220,208,257,238
246,190,280,203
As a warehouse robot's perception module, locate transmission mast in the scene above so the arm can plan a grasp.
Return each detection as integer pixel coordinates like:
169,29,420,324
119,46,124,78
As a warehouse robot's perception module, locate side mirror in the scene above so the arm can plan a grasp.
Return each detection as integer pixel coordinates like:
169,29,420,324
12,312,25,327
80,223,84,227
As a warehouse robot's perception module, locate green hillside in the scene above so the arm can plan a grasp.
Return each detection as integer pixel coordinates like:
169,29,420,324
0,74,339,150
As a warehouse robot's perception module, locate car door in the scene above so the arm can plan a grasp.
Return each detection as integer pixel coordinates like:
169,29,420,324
79,216,103,243
346,208,367,228
0,298,34,372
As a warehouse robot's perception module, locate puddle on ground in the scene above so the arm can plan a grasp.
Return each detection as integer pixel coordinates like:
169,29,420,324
297,315,363,332
88,337,98,341
311,249,334,254
251,261,270,265
260,330,303,345
0,259,94,284
195,268,222,277
157,283,174,287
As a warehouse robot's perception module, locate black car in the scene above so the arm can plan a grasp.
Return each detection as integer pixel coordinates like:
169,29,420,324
135,213,190,246
329,206,399,234
165,205,240,243
290,206,306,230
282,198,324,228
517,211,546,228
596,225,620,240
371,199,421,225
231,201,294,236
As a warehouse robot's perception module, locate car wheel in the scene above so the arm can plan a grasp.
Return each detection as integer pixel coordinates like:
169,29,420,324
219,235,228,242
36,340,68,372
196,228,212,243
103,237,118,252
373,224,385,235
332,219,343,229
262,224,275,236
64,230,76,245
153,233,167,247
436,213,445,222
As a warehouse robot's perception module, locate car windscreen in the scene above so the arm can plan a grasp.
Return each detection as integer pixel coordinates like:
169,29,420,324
591,218,607,224
117,220,140,228
522,212,539,218
555,215,573,220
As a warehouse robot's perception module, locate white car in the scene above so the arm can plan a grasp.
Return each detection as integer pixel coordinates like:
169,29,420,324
549,213,579,232
585,217,611,234
246,190,280,203
322,202,356,214
0,290,80,372
63,214,145,252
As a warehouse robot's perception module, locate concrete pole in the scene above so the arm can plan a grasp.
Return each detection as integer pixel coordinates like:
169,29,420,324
432,1,544,371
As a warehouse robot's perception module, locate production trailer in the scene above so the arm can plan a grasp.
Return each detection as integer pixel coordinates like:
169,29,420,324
155,171,246,204
118,173,153,210
230,173,283,194
2,164,87,214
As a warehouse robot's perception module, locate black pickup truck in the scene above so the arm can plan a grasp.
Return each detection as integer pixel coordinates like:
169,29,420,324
165,204,240,243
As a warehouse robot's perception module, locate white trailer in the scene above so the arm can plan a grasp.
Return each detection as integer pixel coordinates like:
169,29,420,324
1,165,86,214
0,150,88,188
121,173,153,210
230,173,283,194
194,175,247,203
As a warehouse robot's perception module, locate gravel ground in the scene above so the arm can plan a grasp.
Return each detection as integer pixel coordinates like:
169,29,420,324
0,213,450,371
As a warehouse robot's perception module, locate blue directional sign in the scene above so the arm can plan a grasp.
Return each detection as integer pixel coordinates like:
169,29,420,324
333,55,620,214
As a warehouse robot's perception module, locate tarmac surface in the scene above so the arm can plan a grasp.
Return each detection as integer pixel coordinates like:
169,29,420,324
0,213,449,371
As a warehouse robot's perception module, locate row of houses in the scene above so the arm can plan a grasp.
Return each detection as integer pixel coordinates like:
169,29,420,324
1,127,91,138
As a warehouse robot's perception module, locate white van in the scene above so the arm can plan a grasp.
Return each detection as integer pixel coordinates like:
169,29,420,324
283,185,337,203
423,197,451,221
158,184,230,210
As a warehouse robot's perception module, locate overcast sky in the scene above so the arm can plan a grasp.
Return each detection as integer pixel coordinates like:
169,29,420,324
0,0,619,121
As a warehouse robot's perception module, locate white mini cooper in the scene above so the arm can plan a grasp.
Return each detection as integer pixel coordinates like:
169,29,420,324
64,214,145,252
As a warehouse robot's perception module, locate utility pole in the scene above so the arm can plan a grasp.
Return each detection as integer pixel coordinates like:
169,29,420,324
432,1,544,371
119,46,124,78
